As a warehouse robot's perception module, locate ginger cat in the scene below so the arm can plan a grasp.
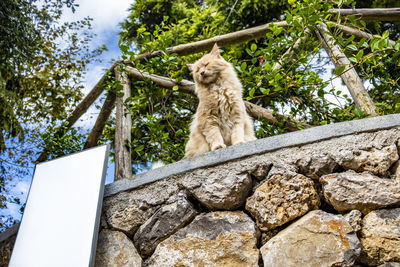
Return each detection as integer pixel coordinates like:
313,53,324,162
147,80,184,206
184,44,256,159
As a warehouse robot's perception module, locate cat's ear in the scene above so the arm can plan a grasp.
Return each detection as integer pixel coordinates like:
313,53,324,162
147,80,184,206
210,43,221,57
187,64,194,71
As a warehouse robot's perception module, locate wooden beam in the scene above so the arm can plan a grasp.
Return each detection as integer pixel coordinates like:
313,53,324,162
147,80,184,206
330,8,400,21
133,21,289,62
83,91,116,149
335,24,396,46
114,67,132,180
315,23,378,116
124,66,311,131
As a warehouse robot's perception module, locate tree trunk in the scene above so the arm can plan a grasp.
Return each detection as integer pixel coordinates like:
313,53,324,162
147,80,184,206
315,23,378,116
114,67,132,180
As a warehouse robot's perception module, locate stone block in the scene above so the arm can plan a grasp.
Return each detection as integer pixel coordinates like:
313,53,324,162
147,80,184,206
260,210,361,267
246,173,320,231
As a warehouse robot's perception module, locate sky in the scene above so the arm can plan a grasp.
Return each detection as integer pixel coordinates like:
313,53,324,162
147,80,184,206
0,0,134,227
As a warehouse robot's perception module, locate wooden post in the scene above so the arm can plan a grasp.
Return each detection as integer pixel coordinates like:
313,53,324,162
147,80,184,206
315,23,378,116
83,91,116,149
114,66,132,180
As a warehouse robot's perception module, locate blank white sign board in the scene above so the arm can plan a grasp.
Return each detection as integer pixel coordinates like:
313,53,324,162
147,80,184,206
9,145,109,267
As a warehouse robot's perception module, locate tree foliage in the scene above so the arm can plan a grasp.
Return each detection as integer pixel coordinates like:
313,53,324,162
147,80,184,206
115,0,400,173
0,0,105,151
0,0,105,230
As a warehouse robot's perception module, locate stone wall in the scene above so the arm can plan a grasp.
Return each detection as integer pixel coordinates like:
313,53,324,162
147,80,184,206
1,114,400,266
98,115,400,267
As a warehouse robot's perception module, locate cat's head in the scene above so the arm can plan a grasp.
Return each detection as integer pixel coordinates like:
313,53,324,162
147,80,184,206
188,43,230,84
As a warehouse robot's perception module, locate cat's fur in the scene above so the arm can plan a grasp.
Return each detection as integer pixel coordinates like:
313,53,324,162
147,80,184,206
184,44,256,159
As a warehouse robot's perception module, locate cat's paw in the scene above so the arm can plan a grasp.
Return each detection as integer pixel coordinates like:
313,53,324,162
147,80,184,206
211,143,226,151
232,140,245,146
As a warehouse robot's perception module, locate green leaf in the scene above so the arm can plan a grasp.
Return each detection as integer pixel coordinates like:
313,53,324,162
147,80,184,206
347,44,358,51
382,30,389,39
251,43,257,52
134,145,144,152
240,62,247,71
354,107,363,117
335,65,346,76
274,73,282,81
172,85,179,91
249,87,255,98
349,57,357,63
356,50,363,61
286,13,293,23
326,21,336,28
260,87,270,95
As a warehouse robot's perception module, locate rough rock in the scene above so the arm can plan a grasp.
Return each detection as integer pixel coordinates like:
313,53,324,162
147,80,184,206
95,229,142,267
321,171,400,214
391,160,400,182
260,210,361,267
133,193,198,256
378,263,400,267
180,168,252,210
145,211,259,266
296,153,338,179
250,162,272,180
340,145,399,176
246,173,320,231
103,178,179,235
358,208,400,266
260,227,281,247
343,210,362,232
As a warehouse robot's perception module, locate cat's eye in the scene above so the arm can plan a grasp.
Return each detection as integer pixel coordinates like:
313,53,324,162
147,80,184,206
204,62,209,67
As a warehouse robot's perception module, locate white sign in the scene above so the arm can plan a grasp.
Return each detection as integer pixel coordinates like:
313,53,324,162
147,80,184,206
9,145,109,267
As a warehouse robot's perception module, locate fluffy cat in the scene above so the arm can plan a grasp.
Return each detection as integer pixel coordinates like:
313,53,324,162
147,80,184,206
184,43,256,159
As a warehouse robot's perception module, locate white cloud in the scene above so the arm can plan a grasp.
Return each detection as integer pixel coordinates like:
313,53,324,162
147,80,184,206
63,0,132,33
